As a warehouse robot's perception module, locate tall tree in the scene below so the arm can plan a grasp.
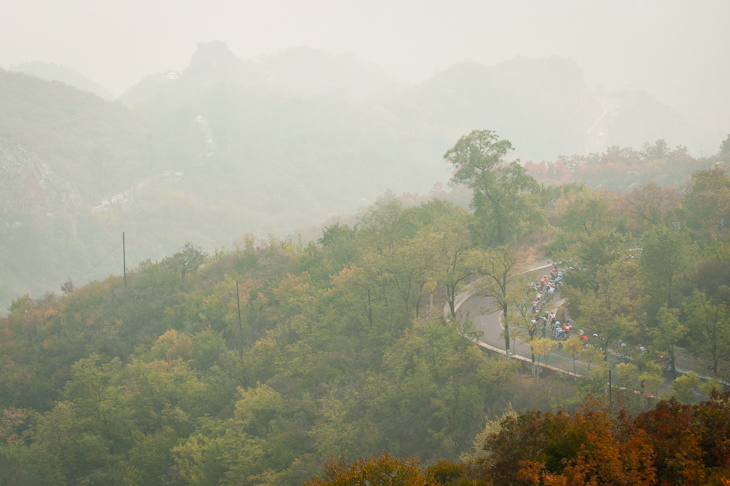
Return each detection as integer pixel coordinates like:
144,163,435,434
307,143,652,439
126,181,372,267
640,225,698,310
444,130,545,246
475,245,521,356
562,258,645,360
618,183,679,233
426,208,478,318
651,307,687,379
684,291,730,377
171,242,207,281
507,274,549,363
682,166,730,245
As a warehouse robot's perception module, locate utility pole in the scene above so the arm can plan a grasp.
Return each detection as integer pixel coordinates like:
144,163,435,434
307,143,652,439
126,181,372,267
236,280,243,360
123,232,127,288
608,369,612,409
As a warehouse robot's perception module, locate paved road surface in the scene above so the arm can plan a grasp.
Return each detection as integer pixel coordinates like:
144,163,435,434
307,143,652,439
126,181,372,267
450,261,682,397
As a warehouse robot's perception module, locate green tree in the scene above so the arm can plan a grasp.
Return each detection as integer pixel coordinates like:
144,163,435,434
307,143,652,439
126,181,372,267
619,183,679,233
563,258,645,360
640,225,698,309
531,337,558,370
444,130,545,246
558,186,610,237
172,242,207,281
25,401,115,485
616,362,639,390
427,208,478,317
579,346,604,370
506,274,548,363
684,291,730,377
682,166,730,244
221,385,304,484
638,362,664,398
475,245,521,356
672,372,700,403
650,308,687,379
0,408,32,484
563,336,584,375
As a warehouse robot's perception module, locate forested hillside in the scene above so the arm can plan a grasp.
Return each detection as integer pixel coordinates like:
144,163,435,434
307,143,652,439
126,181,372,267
2,129,730,484
0,198,538,485
0,42,717,312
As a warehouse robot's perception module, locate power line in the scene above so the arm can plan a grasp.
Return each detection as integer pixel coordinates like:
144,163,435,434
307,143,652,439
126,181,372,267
74,242,122,285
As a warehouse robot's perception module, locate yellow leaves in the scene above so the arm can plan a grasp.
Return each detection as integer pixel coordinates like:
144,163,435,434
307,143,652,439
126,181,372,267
421,280,438,295
275,273,314,309
304,452,436,486
151,329,194,362
155,329,178,345
329,264,360,289
531,337,558,364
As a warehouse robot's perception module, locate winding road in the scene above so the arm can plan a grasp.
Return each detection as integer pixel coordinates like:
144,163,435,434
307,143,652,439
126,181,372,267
446,260,683,396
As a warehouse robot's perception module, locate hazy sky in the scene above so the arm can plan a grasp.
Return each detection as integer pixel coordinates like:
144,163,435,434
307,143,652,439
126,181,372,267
2,0,729,133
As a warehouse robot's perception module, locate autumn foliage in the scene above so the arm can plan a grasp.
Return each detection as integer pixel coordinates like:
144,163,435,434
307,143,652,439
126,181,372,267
307,392,730,486
483,392,730,486
305,452,439,486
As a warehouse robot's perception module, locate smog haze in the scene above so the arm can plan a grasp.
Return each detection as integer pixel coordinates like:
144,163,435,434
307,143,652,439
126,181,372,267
2,0,729,135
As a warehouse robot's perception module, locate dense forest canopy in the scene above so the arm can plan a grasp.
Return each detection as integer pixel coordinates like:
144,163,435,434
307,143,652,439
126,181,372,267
2,40,730,484
2,125,730,483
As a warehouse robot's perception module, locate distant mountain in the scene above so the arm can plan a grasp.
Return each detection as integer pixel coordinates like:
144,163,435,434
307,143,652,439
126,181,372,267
387,57,715,162
0,45,720,314
120,44,713,162
0,61,445,313
115,71,180,106
0,69,158,204
11,61,114,100
0,137,82,213
602,89,714,155
118,41,254,105
119,41,402,105
386,57,597,160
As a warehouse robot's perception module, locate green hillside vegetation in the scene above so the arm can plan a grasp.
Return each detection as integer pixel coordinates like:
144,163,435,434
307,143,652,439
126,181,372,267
0,43,721,315
0,198,546,485
2,130,730,483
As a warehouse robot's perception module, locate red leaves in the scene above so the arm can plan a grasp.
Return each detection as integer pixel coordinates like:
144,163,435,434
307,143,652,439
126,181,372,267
485,392,730,486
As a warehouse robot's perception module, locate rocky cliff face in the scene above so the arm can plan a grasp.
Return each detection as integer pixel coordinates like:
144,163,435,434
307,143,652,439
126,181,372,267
0,138,83,214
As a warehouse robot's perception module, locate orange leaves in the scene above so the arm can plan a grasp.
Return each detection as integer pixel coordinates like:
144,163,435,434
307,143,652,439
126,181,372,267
256,292,269,306
305,452,439,486
485,393,730,486
553,427,656,486
0,407,27,445
151,329,194,362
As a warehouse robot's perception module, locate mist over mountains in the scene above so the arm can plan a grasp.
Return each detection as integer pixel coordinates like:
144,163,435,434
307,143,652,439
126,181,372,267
0,41,722,312
11,61,115,101
119,44,403,105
